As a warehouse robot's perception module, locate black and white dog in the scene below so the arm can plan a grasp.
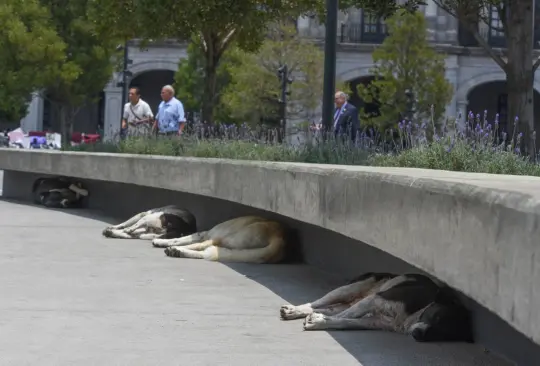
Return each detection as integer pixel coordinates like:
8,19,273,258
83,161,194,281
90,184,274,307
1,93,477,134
32,177,88,208
102,205,197,240
280,272,473,343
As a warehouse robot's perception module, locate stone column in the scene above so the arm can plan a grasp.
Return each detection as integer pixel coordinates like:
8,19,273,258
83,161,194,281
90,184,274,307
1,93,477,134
443,55,459,129
19,93,44,132
457,100,468,131
424,0,438,42
444,68,458,119
103,83,123,141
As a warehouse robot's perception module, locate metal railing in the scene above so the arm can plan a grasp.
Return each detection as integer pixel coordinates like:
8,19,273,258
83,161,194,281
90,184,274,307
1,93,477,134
339,21,387,44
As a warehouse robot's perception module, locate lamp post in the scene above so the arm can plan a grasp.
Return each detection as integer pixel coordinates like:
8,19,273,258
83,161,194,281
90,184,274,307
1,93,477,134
277,64,293,140
116,41,133,137
322,0,338,132
405,89,414,121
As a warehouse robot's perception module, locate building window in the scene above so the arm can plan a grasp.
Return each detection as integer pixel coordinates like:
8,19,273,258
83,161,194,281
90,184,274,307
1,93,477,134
339,12,387,44
361,12,387,43
488,5,505,47
458,5,506,47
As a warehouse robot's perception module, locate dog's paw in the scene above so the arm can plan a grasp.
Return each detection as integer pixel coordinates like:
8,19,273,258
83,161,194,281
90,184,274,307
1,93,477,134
102,227,113,238
280,304,305,320
164,246,184,258
303,313,327,331
152,238,171,248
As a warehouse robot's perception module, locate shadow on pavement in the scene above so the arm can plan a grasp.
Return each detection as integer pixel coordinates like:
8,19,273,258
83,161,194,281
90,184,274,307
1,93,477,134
3,198,529,365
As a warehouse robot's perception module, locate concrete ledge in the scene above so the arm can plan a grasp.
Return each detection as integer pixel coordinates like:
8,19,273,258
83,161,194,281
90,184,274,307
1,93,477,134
1,148,539,347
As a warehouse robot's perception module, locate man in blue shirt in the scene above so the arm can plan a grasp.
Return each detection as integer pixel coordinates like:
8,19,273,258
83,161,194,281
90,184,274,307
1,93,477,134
154,85,186,136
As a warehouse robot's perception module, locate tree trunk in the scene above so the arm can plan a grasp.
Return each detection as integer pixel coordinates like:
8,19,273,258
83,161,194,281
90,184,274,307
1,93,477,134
201,53,219,126
506,0,535,158
58,104,72,149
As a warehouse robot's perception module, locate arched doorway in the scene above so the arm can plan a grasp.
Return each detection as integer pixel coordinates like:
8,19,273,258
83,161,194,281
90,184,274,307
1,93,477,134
467,81,540,137
129,70,175,116
348,76,381,121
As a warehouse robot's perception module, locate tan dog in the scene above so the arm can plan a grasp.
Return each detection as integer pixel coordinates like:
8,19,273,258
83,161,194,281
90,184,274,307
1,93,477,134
152,216,287,263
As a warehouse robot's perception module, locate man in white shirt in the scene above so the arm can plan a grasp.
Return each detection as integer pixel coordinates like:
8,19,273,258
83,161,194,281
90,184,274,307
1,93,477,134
121,87,154,137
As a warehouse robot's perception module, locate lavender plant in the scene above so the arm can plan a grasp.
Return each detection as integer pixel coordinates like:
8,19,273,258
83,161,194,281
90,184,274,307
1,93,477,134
371,109,540,176
71,111,540,176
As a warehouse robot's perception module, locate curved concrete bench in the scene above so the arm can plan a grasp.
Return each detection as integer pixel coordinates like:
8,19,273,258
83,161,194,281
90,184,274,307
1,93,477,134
1,148,539,346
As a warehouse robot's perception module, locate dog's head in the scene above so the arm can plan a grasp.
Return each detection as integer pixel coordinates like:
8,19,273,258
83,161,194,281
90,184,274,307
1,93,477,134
410,289,473,343
160,213,197,236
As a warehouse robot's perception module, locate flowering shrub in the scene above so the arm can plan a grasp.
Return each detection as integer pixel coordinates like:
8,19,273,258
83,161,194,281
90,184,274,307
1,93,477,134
370,111,540,176
73,123,370,165
71,113,540,176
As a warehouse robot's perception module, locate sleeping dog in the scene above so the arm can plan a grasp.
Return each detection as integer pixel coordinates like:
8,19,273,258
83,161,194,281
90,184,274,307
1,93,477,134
32,177,88,208
102,205,197,240
280,272,473,343
152,216,287,264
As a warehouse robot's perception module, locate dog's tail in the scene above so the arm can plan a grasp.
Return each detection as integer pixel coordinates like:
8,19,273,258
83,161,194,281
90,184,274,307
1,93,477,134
207,236,286,263
346,272,397,285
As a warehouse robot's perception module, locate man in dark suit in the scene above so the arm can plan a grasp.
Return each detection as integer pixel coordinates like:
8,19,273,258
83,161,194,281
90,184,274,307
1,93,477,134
332,91,359,141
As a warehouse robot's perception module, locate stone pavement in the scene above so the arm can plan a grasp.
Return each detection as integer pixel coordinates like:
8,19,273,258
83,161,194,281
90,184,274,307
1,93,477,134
0,199,513,366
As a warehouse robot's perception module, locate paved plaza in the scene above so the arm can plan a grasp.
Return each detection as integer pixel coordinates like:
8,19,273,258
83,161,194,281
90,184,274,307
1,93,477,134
0,197,513,365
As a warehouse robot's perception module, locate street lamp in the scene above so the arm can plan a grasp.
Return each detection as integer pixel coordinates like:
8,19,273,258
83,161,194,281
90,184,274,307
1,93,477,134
277,64,293,139
322,0,338,132
404,89,414,121
116,41,133,124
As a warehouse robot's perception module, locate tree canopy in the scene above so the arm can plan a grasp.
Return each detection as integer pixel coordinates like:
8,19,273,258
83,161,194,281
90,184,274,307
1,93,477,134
354,0,539,156
88,0,325,124
0,0,68,122
358,9,452,131
221,24,323,125
41,0,122,145
173,37,242,124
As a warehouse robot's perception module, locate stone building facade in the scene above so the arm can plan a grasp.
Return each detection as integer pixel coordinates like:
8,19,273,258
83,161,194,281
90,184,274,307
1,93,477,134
19,1,540,140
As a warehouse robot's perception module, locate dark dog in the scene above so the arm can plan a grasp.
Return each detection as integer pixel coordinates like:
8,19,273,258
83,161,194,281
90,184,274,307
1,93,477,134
280,272,473,343
32,177,88,208
102,205,197,240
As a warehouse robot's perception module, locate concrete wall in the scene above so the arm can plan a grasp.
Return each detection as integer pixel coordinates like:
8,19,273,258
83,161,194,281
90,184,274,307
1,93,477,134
1,149,540,364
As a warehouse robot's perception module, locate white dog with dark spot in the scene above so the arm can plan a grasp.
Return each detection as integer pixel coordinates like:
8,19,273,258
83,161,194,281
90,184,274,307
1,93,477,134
32,177,88,208
281,272,473,343
152,216,287,263
102,205,197,240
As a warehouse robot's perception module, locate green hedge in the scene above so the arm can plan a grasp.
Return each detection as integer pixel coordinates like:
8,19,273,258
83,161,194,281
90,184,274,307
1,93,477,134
70,127,540,177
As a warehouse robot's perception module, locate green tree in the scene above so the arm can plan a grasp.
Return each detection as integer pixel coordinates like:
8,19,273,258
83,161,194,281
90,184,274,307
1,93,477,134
221,23,350,126
357,9,452,132
88,0,322,124
352,0,539,157
0,0,69,123
39,0,121,146
173,37,241,123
